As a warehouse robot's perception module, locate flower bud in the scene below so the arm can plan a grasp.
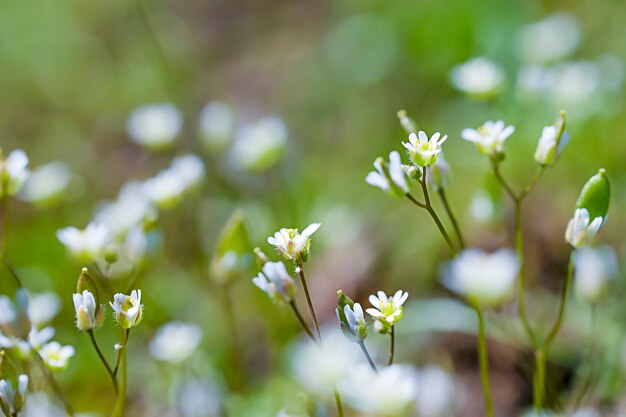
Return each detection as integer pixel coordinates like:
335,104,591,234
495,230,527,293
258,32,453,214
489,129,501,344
73,290,105,331
575,169,610,221
336,291,367,342
534,111,569,166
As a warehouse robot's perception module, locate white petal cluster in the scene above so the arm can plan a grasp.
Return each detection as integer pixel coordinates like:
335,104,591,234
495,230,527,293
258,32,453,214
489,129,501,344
127,102,182,149
56,223,111,262
18,161,71,206
402,131,447,167
338,303,367,341
442,248,518,306
0,149,30,196
574,245,617,303
534,124,569,166
38,342,75,371
565,208,604,248
366,151,410,197
450,57,505,98
268,223,321,263
110,290,144,329
366,290,408,328
461,120,515,157
252,261,298,304
200,101,235,153
231,116,287,171
0,375,28,414
141,154,205,209
72,290,103,331
149,321,202,364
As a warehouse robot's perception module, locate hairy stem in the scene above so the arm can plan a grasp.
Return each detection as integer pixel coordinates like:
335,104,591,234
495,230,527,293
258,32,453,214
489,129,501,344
88,330,118,393
388,325,395,366
113,329,131,379
289,301,317,343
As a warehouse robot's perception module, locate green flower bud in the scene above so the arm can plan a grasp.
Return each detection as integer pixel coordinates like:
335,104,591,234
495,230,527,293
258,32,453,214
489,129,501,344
576,169,610,220
76,267,99,307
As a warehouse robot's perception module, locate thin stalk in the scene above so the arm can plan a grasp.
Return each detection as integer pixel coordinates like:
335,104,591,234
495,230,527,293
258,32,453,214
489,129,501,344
334,390,344,417
534,252,576,409
388,325,395,366
0,193,7,260
87,330,118,393
420,170,457,255
111,347,127,417
31,347,75,417
295,263,321,340
474,305,495,417
437,189,466,249
357,341,378,373
405,193,426,209
113,329,131,379
289,301,317,343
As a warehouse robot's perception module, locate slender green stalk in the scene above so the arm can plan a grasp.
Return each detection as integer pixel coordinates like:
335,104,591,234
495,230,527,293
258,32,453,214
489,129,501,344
420,170,457,255
289,301,317,342
0,193,7,260
357,341,378,373
295,263,321,340
111,347,127,417
534,252,576,409
87,330,118,393
474,305,495,417
437,189,466,250
113,329,131,379
388,325,395,366
31,347,75,417
334,391,344,417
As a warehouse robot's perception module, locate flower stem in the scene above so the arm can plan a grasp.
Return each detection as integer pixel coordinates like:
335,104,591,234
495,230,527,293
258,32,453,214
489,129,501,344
420,169,457,255
111,347,128,417
534,251,576,409
474,305,495,417
31,347,75,417
113,329,131,379
289,301,317,343
87,330,118,393
388,325,395,366
334,390,344,417
0,193,8,260
437,189,466,250
357,341,378,373
295,263,321,341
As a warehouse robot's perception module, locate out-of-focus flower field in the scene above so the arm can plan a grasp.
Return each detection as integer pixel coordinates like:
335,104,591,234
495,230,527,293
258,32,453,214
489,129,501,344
1,0,626,416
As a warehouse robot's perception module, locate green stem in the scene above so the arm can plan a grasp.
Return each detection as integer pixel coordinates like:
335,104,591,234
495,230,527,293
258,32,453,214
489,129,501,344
296,263,321,341
334,390,344,417
357,341,378,373
87,330,118,393
0,193,7,260
437,189,466,250
388,325,395,366
31,348,75,417
474,305,495,417
289,301,317,343
113,329,131,379
111,347,127,417
420,170,457,255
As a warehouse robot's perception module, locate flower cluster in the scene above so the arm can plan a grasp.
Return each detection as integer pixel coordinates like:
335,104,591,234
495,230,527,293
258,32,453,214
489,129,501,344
268,223,321,264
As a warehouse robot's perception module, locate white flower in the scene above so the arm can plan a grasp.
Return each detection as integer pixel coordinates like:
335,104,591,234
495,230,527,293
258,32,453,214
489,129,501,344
200,101,235,153
366,290,408,329
450,57,505,98
127,103,182,149
169,154,205,191
18,161,71,206
0,149,30,196
38,342,75,371
366,151,410,197
461,120,515,156
93,181,156,237
442,248,518,307
402,131,447,167
337,303,367,341
149,321,202,364
338,364,419,417
574,245,617,303
565,208,604,248
142,155,205,209
231,116,287,171
534,124,569,166
27,292,61,329
267,223,321,263
0,375,28,414
109,290,144,329
73,290,104,331
252,261,298,304
0,326,55,360
56,223,111,262
517,13,580,64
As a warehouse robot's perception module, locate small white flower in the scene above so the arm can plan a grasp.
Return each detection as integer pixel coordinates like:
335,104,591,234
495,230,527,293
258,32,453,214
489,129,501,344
517,13,580,64
574,245,617,303
127,103,182,149
267,223,321,263
38,342,75,371
109,290,144,329
442,248,518,306
366,290,408,328
231,116,287,171
461,120,515,157
93,181,156,237
252,261,298,304
200,101,235,153
534,119,569,166
56,223,111,262
27,293,61,329
337,303,367,341
149,321,202,364
366,151,410,197
450,57,505,98
565,208,604,248
73,290,104,331
0,375,28,414
169,154,205,191
18,161,71,206
0,149,30,196
142,155,205,209
402,131,447,167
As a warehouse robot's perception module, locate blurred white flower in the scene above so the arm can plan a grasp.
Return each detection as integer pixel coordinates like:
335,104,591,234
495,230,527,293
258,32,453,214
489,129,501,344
415,367,458,417
169,154,205,191
172,377,222,417
469,189,496,222
0,326,55,360
18,161,71,206
0,149,30,196
39,341,75,371
366,151,410,197
268,223,321,263
127,103,182,149
517,65,555,97
73,290,104,331
123,223,162,266
565,208,603,248
56,223,111,262
366,290,408,327
27,292,60,329
0,375,28,414
149,321,202,364
517,13,580,64
574,245,617,303
200,101,235,153
442,248,518,306
142,155,205,209
461,120,515,157
402,131,447,167
338,364,419,416
252,261,298,304
551,61,600,108
571,408,601,417
110,290,144,329
20,393,65,417
450,57,504,98
231,116,287,171
93,181,156,237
